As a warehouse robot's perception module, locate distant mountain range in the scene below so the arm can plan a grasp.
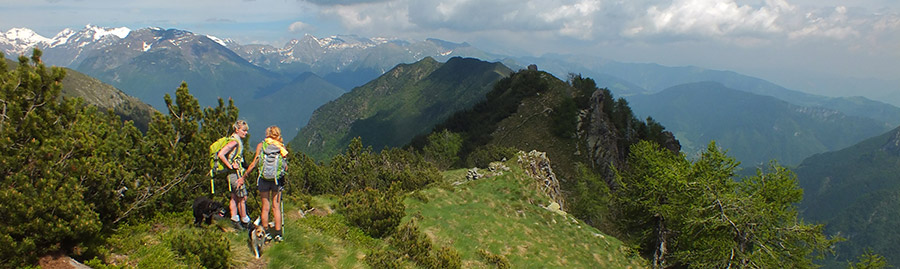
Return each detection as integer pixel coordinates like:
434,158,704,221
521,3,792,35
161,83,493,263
3,24,898,150
0,25,505,139
629,82,891,167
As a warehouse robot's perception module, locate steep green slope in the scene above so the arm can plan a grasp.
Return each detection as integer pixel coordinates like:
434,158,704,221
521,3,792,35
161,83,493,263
629,81,889,166
795,127,900,266
290,57,513,161
402,165,645,268
5,57,155,131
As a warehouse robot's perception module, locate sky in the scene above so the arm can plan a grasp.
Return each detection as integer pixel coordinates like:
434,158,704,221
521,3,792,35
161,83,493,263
2,0,899,98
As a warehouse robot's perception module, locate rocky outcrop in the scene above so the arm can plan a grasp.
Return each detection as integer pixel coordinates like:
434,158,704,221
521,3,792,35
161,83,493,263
881,127,900,155
581,90,623,181
517,150,566,211
579,89,681,184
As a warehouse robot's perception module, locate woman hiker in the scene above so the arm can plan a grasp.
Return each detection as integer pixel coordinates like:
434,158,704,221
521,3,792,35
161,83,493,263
217,120,252,230
243,125,288,241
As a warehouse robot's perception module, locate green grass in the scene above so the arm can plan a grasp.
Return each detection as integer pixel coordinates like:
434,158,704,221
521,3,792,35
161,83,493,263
100,163,645,268
404,165,646,268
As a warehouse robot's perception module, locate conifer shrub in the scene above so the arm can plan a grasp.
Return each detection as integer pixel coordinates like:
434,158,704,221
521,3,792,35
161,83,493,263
431,245,462,269
392,219,433,266
478,249,511,269
337,186,405,238
364,247,404,269
165,228,231,269
466,145,518,168
391,218,462,269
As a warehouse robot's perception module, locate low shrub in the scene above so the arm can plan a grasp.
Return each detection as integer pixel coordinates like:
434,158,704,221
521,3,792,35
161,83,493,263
337,186,405,238
165,228,231,269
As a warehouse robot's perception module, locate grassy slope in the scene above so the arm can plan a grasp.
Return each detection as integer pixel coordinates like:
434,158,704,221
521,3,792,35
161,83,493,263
103,161,645,268
405,166,643,268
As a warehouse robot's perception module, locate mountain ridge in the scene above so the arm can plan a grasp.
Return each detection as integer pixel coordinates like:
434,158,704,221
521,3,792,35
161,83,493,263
291,56,513,160
628,81,890,166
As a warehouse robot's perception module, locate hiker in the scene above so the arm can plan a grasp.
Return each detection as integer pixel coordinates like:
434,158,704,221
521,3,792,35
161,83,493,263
243,125,288,241
217,120,251,230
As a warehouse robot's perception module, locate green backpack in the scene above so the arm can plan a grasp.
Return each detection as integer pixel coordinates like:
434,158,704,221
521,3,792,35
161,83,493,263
208,136,242,177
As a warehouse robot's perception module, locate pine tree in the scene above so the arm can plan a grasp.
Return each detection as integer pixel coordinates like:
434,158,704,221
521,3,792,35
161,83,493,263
613,140,840,268
0,50,142,266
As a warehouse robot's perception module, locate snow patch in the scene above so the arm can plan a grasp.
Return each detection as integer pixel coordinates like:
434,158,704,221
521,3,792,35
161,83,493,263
85,24,130,40
206,35,227,47
48,28,76,47
142,41,152,52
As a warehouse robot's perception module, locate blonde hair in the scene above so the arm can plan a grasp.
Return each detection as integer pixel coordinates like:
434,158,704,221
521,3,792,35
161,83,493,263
233,120,248,133
265,125,283,143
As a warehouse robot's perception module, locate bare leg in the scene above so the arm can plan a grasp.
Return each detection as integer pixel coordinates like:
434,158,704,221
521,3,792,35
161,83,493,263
229,194,239,221
273,191,282,231
260,190,271,229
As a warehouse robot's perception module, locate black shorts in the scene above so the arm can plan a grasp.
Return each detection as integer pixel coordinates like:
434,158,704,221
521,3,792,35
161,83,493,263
257,178,283,193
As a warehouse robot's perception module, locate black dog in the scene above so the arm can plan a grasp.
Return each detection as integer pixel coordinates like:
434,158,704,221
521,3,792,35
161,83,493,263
192,197,226,226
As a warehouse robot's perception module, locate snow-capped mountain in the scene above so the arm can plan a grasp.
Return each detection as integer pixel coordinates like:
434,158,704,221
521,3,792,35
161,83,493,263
0,25,131,66
0,28,51,56
225,33,498,89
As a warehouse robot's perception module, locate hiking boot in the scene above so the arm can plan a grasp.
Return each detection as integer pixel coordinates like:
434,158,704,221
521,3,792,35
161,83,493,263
272,230,283,242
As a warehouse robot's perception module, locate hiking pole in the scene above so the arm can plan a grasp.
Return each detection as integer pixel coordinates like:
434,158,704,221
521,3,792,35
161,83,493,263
280,187,285,240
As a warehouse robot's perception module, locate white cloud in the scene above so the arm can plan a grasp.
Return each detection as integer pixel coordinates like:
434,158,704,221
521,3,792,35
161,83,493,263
625,0,790,39
289,21,314,33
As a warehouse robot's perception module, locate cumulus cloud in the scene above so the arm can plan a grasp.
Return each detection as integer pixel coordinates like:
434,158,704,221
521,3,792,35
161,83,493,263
301,0,392,6
625,0,791,40
289,21,314,33
304,0,897,51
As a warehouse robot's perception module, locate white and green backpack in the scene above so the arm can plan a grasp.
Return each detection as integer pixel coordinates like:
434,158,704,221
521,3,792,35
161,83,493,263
258,140,287,183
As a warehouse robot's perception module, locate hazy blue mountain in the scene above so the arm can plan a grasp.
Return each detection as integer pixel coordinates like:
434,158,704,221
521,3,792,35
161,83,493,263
290,57,513,161
517,54,900,128
228,35,502,91
240,72,344,141
795,126,900,267
628,82,890,167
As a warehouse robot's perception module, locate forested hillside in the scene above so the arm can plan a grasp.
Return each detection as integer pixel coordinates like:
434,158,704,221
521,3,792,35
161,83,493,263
796,126,900,267
291,56,512,161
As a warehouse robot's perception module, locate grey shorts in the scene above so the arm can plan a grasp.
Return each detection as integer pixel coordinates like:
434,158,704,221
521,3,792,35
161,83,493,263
228,173,247,198
257,178,283,193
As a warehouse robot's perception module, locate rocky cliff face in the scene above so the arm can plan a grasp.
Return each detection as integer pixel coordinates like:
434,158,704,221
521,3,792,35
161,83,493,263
580,89,681,183
881,127,900,155
581,89,622,181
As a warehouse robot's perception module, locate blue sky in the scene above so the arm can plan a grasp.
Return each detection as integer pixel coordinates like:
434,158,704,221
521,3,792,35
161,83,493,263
2,0,898,98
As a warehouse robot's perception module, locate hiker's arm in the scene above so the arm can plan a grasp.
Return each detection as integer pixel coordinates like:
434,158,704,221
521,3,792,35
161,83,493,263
218,141,239,170
243,143,263,178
